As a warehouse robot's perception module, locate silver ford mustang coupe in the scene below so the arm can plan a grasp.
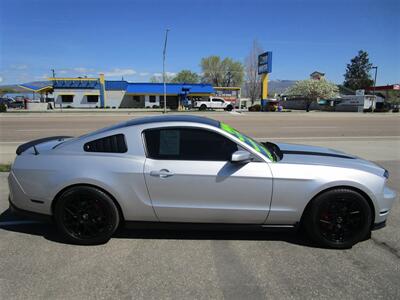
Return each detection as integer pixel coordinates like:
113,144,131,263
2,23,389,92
8,115,396,248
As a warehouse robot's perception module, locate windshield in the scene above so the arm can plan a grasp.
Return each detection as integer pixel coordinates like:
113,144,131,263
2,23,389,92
220,122,275,162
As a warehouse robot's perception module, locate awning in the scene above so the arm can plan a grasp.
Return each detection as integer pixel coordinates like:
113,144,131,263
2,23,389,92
19,84,53,93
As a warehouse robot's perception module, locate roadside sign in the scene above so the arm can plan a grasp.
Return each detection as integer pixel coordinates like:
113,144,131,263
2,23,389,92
258,51,272,74
356,89,365,96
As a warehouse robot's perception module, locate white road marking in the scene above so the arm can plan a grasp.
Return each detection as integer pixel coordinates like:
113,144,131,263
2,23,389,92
16,129,82,132
280,126,338,129
0,220,43,226
255,136,400,140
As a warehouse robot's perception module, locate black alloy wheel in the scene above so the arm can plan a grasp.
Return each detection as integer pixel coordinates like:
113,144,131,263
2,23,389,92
199,104,207,111
54,186,120,245
305,188,372,249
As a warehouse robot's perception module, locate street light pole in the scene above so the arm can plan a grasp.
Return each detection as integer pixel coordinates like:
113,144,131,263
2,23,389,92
372,66,378,98
163,29,170,114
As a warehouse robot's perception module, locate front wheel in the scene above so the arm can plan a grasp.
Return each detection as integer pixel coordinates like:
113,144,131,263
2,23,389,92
304,188,372,249
199,104,207,111
54,186,120,245
225,105,233,111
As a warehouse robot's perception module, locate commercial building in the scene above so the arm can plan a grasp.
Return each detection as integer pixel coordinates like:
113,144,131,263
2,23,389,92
47,75,215,109
213,87,241,104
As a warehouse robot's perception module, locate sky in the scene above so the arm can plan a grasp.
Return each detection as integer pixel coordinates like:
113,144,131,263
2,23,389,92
0,0,399,85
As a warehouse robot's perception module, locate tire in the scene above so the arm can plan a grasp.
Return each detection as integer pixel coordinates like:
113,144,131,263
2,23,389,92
54,186,120,245
226,105,233,111
304,188,372,249
199,104,207,111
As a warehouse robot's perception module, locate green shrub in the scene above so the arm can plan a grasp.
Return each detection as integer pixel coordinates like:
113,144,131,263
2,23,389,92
249,104,261,112
0,103,7,112
0,164,11,172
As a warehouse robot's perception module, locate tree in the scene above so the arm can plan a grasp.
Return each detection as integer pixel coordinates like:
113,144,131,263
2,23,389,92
171,70,200,83
286,78,339,112
386,90,400,109
244,40,263,104
149,73,175,83
200,56,244,87
343,50,374,91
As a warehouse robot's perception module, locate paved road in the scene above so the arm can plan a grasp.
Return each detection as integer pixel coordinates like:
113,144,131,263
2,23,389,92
0,111,399,299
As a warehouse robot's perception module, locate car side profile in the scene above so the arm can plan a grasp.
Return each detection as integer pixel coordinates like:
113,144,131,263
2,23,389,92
193,97,233,111
8,115,396,248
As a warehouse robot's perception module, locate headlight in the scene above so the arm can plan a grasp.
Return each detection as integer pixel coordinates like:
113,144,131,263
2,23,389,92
383,169,389,179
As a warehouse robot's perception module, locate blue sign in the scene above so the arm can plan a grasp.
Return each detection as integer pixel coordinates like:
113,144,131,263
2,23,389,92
258,51,272,74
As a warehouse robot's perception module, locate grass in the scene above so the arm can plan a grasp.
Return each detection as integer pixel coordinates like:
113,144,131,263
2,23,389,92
0,164,11,172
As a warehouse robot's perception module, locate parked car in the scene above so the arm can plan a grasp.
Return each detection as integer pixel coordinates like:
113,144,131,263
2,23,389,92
0,97,24,109
0,98,13,107
9,115,396,247
193,97,233,111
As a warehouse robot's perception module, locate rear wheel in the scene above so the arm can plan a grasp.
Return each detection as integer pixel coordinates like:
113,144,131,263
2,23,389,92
54,186,120,245
199,104,207,111
225,105,233,111
304,188,372,249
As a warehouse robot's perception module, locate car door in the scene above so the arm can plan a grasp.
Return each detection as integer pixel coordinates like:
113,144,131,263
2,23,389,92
142,126,273,224
211,98,223,109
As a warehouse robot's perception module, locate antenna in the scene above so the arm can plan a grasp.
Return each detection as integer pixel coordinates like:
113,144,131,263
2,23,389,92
32,145,39,155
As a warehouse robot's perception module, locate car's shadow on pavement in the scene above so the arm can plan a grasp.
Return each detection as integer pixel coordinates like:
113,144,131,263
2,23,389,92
0,208,320,248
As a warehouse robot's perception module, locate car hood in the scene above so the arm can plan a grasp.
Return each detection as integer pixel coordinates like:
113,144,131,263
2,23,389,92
275,142,385,177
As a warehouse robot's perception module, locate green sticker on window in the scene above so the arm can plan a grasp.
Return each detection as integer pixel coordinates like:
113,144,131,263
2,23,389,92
220,122,275,161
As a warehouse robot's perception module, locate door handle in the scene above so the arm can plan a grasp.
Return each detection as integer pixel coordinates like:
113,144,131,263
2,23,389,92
150,169,174,178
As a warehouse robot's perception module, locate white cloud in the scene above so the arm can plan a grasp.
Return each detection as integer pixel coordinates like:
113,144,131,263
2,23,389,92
73,67,93,73
0,76,3,83
12,64,28,70
103,68,136,77
139,72,149,76
36,74,49,80
152,72,176,77
59,70,68,74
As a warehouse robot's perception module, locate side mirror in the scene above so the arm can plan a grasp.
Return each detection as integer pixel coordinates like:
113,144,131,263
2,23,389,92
231,150,252,164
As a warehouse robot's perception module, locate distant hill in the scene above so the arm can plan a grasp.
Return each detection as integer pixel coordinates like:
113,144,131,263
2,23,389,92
241,79,297,98
268,80,297,94
0,81,50,93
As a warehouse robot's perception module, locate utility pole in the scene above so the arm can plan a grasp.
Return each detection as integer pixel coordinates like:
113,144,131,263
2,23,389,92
372,66,378,98
163,29,170,114
51,69,56,78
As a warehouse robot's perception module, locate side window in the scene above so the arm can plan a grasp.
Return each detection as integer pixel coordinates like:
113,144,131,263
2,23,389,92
84,134,127,153
61,95,73,103
87,95,99,103
144,128,238,161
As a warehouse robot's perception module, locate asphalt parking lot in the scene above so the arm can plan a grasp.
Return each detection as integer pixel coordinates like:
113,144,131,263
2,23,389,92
0,111,399,299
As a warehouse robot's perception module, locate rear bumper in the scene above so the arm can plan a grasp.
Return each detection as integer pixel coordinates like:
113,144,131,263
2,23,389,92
9,197,52,222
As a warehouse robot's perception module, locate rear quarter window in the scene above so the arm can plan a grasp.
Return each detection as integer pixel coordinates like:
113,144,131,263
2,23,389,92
83,134,127,153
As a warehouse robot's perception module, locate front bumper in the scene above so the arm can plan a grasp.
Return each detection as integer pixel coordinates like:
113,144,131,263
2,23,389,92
373,186,397,227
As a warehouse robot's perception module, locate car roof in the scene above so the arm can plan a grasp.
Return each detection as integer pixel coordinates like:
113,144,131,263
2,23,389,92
79,115,221,139
121,115,220,128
